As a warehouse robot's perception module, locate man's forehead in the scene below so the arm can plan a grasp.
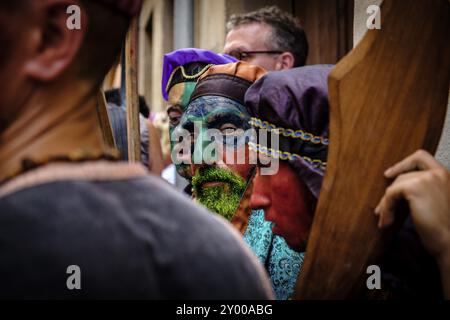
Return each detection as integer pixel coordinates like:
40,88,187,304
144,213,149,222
225,23,272,52
229,22,272,38
167,82,196,111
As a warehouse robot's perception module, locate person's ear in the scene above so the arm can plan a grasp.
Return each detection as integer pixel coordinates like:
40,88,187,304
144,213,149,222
276,52,295,70
23,0,86,82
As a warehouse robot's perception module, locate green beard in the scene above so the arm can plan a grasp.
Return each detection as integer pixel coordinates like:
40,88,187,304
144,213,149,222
192,167,246,221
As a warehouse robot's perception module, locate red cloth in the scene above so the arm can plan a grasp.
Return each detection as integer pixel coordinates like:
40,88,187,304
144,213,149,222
94,0,143,17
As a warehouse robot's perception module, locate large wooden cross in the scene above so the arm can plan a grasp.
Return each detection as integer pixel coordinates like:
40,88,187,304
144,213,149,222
295,0,450,299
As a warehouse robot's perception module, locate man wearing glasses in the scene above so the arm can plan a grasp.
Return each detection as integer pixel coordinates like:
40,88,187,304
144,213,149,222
224,6,308,71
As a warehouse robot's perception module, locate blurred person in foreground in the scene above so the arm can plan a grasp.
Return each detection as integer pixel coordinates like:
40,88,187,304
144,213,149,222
0,0,272,299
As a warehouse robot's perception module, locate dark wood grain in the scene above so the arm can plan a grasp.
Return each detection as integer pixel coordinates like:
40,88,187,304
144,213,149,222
96,90,116,149
294,0,354,65
125,17,142,163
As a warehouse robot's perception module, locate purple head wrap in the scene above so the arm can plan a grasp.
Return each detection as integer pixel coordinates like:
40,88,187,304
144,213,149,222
162,48,237,101
245,65,333,198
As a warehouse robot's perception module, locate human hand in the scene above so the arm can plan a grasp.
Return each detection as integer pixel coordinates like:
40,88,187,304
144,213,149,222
375,150,450,262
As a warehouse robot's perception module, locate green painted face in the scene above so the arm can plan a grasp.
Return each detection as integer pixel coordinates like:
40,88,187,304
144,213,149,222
179,95,254,218
180,96,251,154
168,82,196,112
167,81,197,179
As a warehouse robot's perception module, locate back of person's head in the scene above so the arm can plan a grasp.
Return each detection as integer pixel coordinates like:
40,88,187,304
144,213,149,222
0,0,133,86
226,6,308,67
105,88,150,118
0,0,140,131
105,89,123,107
76,0,131,83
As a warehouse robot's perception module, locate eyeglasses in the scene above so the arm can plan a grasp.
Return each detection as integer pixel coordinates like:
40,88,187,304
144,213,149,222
227,50,283,61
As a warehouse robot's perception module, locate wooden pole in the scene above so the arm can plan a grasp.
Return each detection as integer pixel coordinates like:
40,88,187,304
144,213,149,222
125,17,141,163
96,90,116,149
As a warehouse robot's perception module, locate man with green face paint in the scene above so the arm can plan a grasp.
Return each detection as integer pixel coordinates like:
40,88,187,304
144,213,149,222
162,49,237,182
176,62,266,226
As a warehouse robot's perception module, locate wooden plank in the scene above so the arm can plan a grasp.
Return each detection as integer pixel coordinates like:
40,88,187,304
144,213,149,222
96,90,116,149
295,0,450,299
125,17,141,163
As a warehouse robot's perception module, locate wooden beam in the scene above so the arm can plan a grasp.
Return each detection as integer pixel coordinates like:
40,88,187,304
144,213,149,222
96,90,116,149
295,0,450,299
125,17,141,163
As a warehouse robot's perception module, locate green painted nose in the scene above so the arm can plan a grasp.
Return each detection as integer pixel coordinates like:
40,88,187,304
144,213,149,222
192,126,219,164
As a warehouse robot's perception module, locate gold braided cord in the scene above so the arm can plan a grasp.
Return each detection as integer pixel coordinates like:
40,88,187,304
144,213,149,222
165,64,213,94
248,142,327,171
249,117,329,146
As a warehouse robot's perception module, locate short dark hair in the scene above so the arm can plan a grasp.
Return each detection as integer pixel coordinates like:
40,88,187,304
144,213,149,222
105,88,150,118
0,1,28,10
0,0,30,70
76,0,131,82
0,0,130,82
227,6,308,67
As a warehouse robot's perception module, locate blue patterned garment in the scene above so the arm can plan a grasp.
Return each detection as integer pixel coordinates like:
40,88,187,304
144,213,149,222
243,209,304,300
